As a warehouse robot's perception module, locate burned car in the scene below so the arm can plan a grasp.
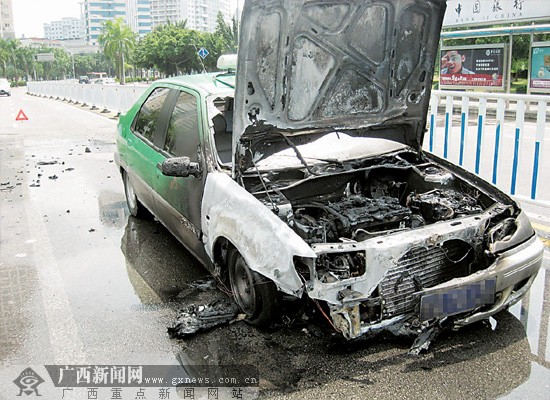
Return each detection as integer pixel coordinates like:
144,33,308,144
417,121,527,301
115,0,543,342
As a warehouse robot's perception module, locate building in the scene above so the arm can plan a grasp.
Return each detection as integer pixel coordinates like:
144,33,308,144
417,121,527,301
44,18,86,41
83,0,152,44
150,0,232,32
126,0,153,37
150,0,181,27
0,0,15,39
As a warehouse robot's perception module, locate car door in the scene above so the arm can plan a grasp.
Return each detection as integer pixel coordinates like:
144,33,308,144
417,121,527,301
153,88,209,265
124,86,172,214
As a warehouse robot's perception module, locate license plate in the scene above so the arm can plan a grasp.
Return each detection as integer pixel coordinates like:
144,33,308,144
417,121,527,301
420,279,496,321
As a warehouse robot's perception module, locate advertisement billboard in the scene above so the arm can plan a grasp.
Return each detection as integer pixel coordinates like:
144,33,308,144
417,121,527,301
530,42,550,93
440,45,506,90
443,0,550,28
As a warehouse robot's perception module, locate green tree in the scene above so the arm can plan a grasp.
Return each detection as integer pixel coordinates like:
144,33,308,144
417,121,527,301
135,21,204,76
214,12,238,53
0,38,19,79
74,53,115,77
16,45,35,80
98,18,137,84
135,19,236,77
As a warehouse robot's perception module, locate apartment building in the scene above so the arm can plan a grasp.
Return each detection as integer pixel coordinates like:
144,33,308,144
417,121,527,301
44,18,86,41
150,0,232,32
83,0,152,44
0,0,15,39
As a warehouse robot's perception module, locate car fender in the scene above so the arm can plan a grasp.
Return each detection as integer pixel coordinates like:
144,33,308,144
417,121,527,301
201,172,316,296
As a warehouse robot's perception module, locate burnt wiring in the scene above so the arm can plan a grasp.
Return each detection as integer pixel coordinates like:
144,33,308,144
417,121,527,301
248,148,279,213
313,299,340,333
440,244,473,264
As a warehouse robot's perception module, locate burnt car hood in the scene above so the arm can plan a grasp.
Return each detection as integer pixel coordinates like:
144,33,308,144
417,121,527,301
234,0,447,151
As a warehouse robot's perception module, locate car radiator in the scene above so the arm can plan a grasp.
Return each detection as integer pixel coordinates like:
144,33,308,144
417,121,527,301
379,241,473,318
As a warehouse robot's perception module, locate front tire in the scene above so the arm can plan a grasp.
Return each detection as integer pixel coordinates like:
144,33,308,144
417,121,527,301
228,249,281,327
122,170,148,218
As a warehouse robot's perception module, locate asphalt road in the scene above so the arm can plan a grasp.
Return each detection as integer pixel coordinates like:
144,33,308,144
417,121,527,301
0,87,549,399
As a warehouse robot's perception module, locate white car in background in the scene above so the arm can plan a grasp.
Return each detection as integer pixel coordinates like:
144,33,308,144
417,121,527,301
94,77,117,85
0,78,11,96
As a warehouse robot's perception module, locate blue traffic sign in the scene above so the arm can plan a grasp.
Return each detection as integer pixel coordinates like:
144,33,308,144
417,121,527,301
198,48,209,59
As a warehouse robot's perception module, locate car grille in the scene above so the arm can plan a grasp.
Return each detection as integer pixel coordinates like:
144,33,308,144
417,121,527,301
380,241,473,318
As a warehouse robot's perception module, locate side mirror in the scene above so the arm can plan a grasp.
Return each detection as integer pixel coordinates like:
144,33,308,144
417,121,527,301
159,157,201,178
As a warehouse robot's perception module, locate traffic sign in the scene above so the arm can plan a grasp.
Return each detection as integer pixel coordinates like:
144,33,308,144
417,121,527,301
198,48,209,59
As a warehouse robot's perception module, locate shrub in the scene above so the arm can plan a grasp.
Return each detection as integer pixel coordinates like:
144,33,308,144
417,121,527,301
515,85,527,94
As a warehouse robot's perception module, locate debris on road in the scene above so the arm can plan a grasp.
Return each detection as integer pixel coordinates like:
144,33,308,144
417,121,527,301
187,277,217,291
85,147,91,153
168,300,240,339
408,320,445,355
37,161,58,165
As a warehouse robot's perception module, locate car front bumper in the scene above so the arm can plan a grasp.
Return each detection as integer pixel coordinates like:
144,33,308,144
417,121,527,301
325,234,543,339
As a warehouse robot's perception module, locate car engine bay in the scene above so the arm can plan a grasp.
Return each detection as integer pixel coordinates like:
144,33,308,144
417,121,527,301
246,149,498,242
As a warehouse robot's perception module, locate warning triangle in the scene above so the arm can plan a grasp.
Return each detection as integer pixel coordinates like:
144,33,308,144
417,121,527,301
16,109,29,121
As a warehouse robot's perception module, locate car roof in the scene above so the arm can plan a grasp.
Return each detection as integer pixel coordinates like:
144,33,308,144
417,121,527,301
155,72,235,97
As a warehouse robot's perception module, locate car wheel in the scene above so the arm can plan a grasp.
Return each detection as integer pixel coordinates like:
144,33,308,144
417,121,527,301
228,249,281,327
123,170,148,218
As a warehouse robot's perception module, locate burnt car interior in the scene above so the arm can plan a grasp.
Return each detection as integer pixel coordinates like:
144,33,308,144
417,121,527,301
211,96,234,165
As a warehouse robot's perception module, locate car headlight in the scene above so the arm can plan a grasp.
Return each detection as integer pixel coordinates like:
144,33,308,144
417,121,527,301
487,211,534,253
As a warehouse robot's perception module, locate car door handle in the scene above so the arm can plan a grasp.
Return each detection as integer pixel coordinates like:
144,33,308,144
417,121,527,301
126,138,133,146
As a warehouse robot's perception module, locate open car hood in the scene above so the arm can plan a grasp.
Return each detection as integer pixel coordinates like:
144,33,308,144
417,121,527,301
234,0,446,151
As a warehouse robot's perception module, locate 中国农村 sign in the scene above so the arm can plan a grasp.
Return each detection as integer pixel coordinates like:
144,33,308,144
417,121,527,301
530,42,550,93
440,45,506,90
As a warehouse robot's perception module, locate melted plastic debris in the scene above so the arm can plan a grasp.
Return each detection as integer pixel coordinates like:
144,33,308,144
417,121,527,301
408,321,444,355
187,277,217,291
168,300,240,339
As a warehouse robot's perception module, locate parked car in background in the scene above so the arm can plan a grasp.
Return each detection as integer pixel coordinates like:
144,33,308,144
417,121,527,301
0,78,11,96
94,77,117,85
78,76,91,84
115,0,543,344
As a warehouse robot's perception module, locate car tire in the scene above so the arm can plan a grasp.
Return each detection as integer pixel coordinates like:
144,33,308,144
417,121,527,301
123,170,149,218
228,249,281,327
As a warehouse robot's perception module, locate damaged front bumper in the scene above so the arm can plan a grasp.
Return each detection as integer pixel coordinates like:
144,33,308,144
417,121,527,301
310,234,543,340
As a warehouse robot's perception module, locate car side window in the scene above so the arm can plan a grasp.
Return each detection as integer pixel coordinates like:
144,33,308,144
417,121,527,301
132,87,170,142
164,91,199,158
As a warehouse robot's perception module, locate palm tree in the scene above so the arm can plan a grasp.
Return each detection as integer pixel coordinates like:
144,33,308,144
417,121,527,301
0,38,19,78
98,18,136,84
16,46,35,81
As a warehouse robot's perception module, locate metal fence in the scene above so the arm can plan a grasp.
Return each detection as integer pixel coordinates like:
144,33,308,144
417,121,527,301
27,82,147,115
427,91,549,203
26,82,549,203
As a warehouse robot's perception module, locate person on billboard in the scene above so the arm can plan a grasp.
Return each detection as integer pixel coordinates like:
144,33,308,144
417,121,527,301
441,50,475,74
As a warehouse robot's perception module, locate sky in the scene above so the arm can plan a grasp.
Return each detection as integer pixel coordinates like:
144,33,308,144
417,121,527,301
12,0,241,39
13,0,82,38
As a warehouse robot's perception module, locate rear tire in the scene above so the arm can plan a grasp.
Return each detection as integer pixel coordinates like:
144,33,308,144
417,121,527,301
123,170,149,218
228,249,281,327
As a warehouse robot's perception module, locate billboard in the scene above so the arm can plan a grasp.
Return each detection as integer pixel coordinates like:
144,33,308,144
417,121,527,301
443,0,550,28
35,53,55,62
530,42,550,93
440,45,506,90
